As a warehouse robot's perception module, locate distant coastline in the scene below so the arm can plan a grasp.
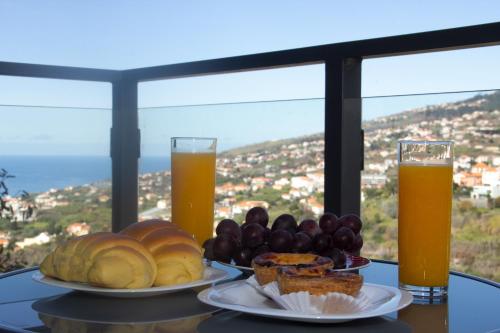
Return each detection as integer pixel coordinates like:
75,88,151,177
0,155,171,195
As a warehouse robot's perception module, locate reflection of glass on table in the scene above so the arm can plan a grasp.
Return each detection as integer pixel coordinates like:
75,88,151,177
398,303,448,333
398,140,453,300
171,137,217,245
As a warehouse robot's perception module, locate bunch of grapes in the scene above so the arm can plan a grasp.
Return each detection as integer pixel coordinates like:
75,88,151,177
203,207,363,268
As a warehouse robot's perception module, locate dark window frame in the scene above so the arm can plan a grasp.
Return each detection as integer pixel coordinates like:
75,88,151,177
0,22,499,231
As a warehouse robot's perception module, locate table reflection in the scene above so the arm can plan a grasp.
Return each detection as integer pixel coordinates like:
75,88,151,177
198,311,412,333
38,312,211,333
398,302,448,333
31,289,219,332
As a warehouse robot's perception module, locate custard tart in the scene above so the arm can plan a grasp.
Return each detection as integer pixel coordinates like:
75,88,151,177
277,267,363,296
251,252,333,285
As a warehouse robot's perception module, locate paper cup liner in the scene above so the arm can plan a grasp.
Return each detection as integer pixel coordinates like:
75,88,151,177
246,275,373,315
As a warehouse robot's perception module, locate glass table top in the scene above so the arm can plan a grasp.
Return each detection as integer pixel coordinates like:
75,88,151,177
0,261,498,333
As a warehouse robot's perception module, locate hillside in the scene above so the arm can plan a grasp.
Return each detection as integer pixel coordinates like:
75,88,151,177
1,91,499,280
222,91,500,158
364,91,500,133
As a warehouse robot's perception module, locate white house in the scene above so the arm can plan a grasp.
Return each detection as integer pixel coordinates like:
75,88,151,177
471,184,500,199
15,232,53,249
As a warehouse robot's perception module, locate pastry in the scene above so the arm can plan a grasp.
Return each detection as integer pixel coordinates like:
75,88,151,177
251,252,333,285
40,233,157,289
40,219,205,289
119,219,180,241
120,220,205,287
277,268,363,296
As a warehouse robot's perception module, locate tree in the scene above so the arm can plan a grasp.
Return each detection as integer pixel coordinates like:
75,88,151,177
0,169,15,220
0,246,27,273
383,178,397,196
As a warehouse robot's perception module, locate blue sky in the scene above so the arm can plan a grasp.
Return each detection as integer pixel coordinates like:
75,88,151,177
0,1,499,155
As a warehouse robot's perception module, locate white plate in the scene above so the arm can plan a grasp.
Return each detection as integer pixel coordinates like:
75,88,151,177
197,280,413,323
32,266,232,298
217,261,254,273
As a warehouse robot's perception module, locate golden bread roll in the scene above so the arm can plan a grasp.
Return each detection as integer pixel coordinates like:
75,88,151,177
120,220,204,287
39,252,56,278
119,219,179,241
152,244,204,286
65,232,112,282
50,233,102,282
87,246,156,289
79,233,157,281
141,228,202,255
40,232,157,289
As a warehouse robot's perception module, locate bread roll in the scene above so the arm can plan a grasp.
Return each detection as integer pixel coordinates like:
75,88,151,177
141,228,202,255
87,246,156,289
40,233,157,289
119,219,179,241
120,220,204,287
51,233,105,282
153,244,204,286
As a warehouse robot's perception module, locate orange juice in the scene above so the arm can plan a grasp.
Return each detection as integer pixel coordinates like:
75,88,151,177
171,152,216,245
398,164,453,287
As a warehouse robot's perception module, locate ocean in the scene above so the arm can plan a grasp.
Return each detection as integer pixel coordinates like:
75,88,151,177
0,156,170,195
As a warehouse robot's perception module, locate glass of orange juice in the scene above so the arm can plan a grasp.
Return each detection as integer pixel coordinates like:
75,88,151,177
171,137,217,245
398,140,453,300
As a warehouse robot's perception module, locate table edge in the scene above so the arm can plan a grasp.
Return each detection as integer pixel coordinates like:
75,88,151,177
1,261,498,289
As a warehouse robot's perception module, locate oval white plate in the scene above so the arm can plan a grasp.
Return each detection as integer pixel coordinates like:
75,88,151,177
197,280,413,323
33,266,232,298
217,254,372,273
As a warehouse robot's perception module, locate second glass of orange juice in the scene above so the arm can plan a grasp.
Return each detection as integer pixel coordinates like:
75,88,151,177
398,140,453,300
171,137,216,245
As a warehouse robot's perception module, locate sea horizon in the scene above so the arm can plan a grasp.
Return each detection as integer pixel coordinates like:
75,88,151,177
0,155,172,195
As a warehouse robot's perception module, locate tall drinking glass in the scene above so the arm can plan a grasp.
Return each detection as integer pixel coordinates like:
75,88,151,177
171,137,217,245
398,140,453,300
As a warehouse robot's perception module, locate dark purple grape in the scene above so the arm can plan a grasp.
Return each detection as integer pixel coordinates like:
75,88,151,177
323,248,346,268
332,226,355,250
252,244,271,258
269,230,293,253
216,219,241,240
202,238,216,260
298,219,321,238
245,207,269,227
213,234,237,263
319,213,340,234
241,223,265,248
271,214,297,233
347,234,363,253
339,214,363,234
313,233,333,253
240,222,250,231
263,227,272,243
291,232,312,253
233,247,253,267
